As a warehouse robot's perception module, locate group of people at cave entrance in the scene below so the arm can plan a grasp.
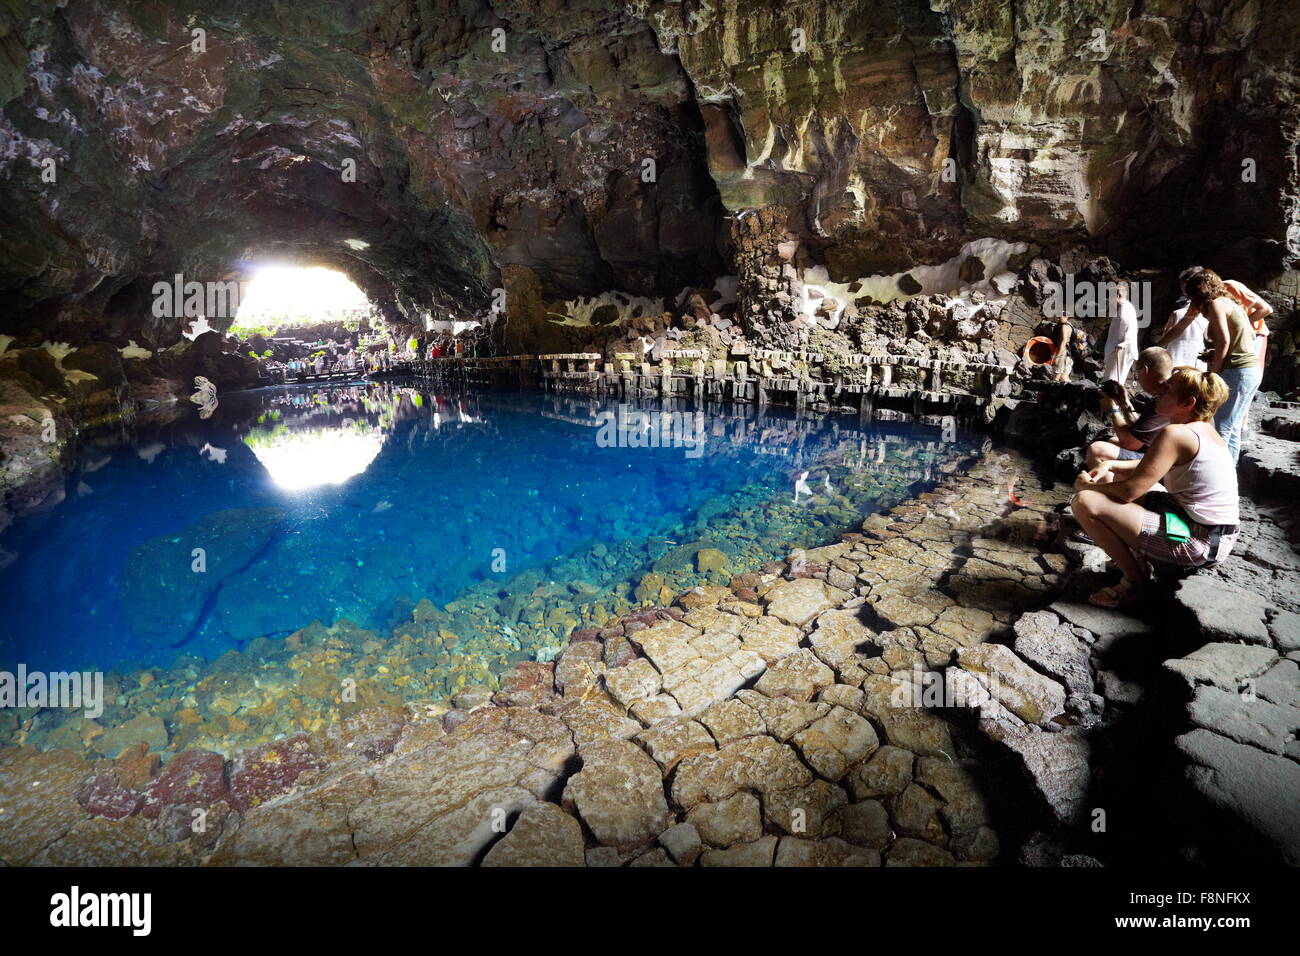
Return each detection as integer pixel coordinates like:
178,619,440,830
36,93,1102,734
1034,267,1272,608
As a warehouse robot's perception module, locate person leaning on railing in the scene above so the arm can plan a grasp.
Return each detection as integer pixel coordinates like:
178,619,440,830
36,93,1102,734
1071,367,1240,608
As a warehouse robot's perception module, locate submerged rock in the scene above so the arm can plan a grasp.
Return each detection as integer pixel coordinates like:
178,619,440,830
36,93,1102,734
92,712,169,758
227,734,326,811
139,749,230,820
121,507,286,647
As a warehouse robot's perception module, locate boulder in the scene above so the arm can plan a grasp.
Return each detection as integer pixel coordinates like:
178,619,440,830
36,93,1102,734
790,706,880,780
1001,729,1091,825
955,643,1067,726
561,740,670,854
121,507,286,647
846,744,915,799
658,822,704,865
884,837,955,866
764,578,850,627
481,802,585,867
753,648,836,701
1012,610,1093,696
93,713,169,757
1164,643,1278,693
140,749,230,820
774,836,879,866
672,735,814,809
1173,576,1272,646
762,780,849,837
1186,685,1299,756
1176,728,1300,865
700,835,778,866
686,791,763,847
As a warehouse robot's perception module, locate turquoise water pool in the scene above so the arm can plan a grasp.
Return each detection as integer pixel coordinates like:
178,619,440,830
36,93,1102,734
0,382,976,681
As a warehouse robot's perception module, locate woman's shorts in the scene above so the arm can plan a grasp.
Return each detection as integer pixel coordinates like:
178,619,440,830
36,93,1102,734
1134,494,1238,567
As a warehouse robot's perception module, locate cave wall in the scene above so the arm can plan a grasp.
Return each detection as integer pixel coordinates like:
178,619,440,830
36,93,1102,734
644,0,1299,346
0,0,736,351
1,0,1295,348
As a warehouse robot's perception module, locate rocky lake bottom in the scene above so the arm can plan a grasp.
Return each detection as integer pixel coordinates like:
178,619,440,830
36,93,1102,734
0,383,981,762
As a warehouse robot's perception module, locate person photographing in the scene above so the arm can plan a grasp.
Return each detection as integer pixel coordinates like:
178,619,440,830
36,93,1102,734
1085,347,1173,477
1071,368,1240,608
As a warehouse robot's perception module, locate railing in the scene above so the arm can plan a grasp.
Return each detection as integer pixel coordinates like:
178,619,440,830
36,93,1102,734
257,347,1017,410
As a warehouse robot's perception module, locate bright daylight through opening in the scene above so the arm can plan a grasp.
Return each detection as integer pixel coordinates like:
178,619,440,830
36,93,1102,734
231,265,371,333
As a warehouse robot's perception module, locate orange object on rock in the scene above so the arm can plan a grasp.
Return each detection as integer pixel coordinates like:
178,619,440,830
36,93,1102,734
1023,336,1057,365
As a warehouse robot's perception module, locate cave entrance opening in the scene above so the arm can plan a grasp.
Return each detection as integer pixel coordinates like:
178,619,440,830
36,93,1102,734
230,265,381,354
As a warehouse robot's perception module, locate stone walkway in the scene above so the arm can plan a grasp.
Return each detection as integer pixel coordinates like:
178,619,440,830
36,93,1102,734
3,441,1296,866
1156,412,1300,864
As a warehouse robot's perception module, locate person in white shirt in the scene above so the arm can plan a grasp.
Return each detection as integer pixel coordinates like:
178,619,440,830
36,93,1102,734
1102,280,1139,386
1159,302,1209,370
1161,266,1272,444
1161,266,1272,368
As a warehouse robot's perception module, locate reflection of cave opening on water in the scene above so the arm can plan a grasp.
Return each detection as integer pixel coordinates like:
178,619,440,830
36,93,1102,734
245,424,386,490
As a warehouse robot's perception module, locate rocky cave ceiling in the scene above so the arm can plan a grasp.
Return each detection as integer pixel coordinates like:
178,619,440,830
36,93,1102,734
0,0,1296,346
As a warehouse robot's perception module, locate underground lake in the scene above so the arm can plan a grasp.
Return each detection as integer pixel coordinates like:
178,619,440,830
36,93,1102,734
0,381,982,757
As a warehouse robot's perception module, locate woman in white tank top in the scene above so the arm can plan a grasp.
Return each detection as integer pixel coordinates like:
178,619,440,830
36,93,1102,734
1070,368,1239,607
1159,305,1209,370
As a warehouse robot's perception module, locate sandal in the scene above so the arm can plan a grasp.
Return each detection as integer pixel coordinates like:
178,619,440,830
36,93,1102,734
1088,578,1142,608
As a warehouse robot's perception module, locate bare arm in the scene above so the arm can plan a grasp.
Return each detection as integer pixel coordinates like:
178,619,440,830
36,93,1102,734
1114,424,1144,451
1205,300,1231,374
1102,458,1143,475
1086,458,1143,483
1226,280,1273,325
1157,308,1198,347
1077,425,1191,503
1101,396,1143,449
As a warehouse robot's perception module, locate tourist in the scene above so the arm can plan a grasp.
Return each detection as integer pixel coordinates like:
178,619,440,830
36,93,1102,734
1042,312,1091,382
1071,367,1239,607
1085,347,1174,475
1180,270,1261,463
1163,265,1272,368
1158,267,1211,369
1218,273,1272,444
1101,279,1139,387
1218,274,1274,367
1049,313,1075,382
1158,300,1209,372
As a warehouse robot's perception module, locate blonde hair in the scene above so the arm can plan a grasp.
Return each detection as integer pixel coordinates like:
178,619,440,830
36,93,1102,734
1165,366,1229,421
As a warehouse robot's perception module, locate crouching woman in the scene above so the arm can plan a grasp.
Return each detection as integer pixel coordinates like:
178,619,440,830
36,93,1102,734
1072,368,1240,608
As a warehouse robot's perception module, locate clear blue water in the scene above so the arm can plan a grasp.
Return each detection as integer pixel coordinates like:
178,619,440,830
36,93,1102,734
0,382,974,674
